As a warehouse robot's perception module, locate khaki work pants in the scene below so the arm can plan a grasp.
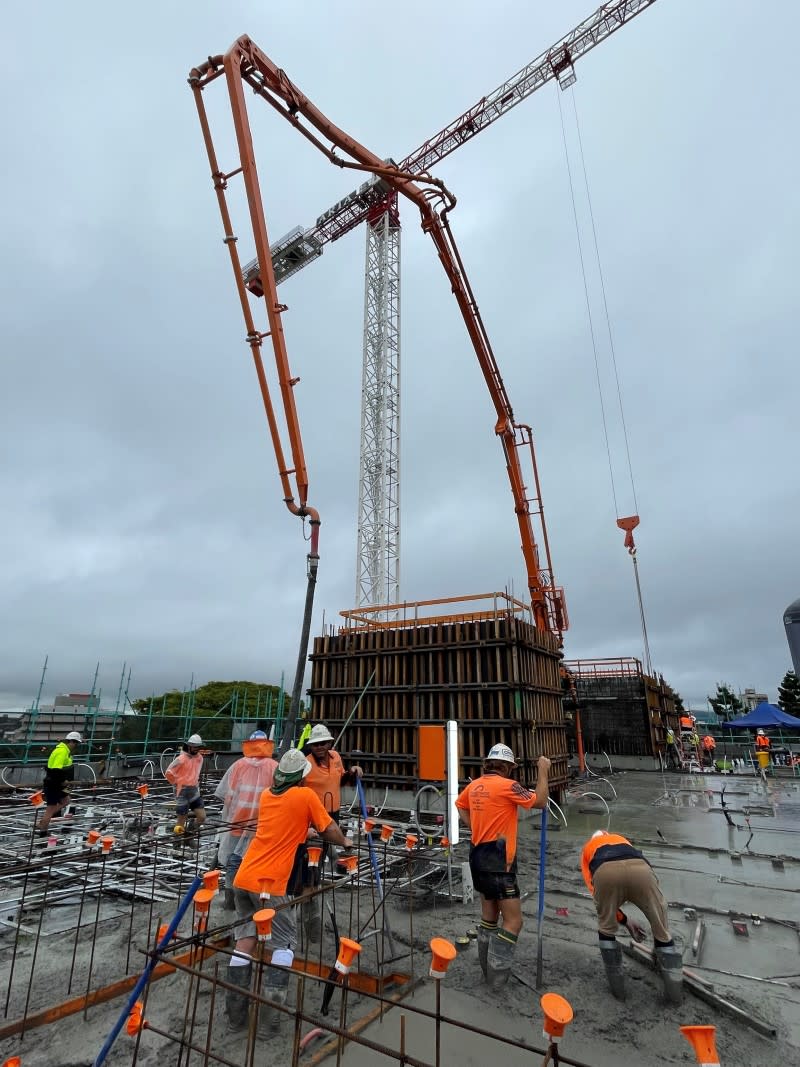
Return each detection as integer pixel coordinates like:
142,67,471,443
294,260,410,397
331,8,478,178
593,858,671,942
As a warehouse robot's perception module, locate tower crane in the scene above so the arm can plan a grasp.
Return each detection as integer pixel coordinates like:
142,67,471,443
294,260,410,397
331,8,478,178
242,0,659,613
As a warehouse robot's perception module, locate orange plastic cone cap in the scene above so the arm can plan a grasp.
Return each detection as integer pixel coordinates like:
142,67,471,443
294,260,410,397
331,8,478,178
335,937,362,974
86,829,101,846
193,887,215,915
339,854,359,873
254,908,275,941
100,836,114,854
2,1057,22,1067
441,836,450,848
541,993,573,1042
203,869,220,893
363,818,375,834
258,880,271,900
429,937,457,979
126,1000,145,1036
379,824,394,842
307,846,323,867
680,1026,719,1066
136,783,149,798
405,833,418,851
30,791,43,807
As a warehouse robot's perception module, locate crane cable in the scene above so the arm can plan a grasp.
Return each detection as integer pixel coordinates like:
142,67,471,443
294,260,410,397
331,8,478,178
557,87,653,676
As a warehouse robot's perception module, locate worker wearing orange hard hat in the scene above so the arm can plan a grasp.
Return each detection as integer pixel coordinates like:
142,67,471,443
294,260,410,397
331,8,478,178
456,744,550,988
581,830,682,1004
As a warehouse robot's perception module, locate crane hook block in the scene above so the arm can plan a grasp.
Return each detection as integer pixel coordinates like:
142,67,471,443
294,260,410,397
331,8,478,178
616,515,640,555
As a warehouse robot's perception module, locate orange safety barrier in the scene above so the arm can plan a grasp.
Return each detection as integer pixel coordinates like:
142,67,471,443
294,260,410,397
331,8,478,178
680,1025,720,1066
429,938,457,979
335,937,362,975
541,993,573,1043
254,908,275,941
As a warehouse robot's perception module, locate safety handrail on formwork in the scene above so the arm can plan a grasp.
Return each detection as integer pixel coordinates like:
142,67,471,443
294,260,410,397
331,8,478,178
565,657,644,679
339,591,535,631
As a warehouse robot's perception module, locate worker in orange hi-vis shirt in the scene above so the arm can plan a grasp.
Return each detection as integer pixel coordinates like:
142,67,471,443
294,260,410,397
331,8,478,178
227,749,352,1033
581,830,682,1004
456,744,550,988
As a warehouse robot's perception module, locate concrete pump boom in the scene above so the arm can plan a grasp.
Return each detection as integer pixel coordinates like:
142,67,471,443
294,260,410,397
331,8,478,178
189,35,567,741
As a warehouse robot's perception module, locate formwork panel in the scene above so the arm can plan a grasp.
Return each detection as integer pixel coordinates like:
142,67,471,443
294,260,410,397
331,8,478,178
309,605,568,795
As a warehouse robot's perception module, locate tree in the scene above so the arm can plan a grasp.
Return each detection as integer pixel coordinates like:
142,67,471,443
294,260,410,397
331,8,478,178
777,670,800,716
708,683,743,722
672,692,685,713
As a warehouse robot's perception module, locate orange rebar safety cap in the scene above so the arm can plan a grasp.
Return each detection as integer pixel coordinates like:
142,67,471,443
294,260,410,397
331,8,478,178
193,887,215,915
339,854,358,874
136,783,149,798
680,1025,720,1066
405,833,418,851
307,846,323,867
429,937,457,979
254,908,275,941
2,1057,22,1067
363,818,375,834
203,869,220,893
29,791,43,808
335,937,362,974
541,993,573,1042
379,824,393,843
126,1000,145,1036
86,829,101,846
100,836,114,854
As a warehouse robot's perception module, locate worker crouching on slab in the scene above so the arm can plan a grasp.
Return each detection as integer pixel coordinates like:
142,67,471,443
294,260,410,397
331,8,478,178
580,830,683,1004
455,744,551,988
214,731,278,909
301,723,362,940
227,748,352,1031
38,731,82,836
165,734,207,845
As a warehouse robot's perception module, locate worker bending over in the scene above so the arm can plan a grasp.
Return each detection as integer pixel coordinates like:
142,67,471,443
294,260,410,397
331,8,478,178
164,734,207,845
456,744,550,988
227,748,351,1031
38,731,82,835
581,830,682,1003
301,723,363,940
701,734,716,767
214,730,277,909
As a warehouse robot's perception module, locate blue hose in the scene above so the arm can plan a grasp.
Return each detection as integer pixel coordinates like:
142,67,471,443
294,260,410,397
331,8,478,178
93,874,203,1066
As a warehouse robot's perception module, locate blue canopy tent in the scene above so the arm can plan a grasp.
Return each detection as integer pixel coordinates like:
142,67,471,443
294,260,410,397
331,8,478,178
721,702,800,729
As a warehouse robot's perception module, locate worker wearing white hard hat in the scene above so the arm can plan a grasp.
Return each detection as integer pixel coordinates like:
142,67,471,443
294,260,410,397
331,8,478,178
37,731,83,836
300,722,363,940
455,743,551,989
164,733,207,843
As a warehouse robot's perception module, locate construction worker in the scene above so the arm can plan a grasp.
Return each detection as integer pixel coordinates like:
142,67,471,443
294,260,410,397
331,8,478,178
164,733,207,845
227,748,352,1031
701,733,716,767
214,731,277,909
455,744,550,988
38,731,82,835
581,829,682,1004
755,729,771,754
665,727,681,770
301,723,363,939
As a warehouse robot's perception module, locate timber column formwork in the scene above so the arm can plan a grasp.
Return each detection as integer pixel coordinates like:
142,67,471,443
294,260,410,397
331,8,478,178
308,593,569,796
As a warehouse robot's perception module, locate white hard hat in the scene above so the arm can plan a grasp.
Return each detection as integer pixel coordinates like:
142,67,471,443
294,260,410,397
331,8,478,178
592,829,605,839
187,734,203,746
277,748,312,779
757,729,765,736
248,730,268,740
308,723,334,744
486,743,516,764
66,731,83,742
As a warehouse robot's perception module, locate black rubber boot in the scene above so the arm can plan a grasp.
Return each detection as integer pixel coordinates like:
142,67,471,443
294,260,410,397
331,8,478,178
486,931,516,989
599,940,626,1000
225,963,252,1031
476,926,493,979
654,945,684,1004
260,972,290,1034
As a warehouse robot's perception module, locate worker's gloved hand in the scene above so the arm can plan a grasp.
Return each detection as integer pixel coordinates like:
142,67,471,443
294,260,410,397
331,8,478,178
342,838,354,850
350,765,363,778
627,919,647,943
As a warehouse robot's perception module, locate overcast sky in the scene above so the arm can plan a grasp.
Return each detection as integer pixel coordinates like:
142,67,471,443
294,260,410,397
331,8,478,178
1,1,797,713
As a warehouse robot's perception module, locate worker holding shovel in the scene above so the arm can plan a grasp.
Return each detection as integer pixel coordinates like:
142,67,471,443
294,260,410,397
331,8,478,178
581,830,683,1004
455,745,550,989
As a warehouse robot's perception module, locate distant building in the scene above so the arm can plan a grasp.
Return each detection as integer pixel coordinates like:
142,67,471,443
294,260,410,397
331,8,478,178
741,688,768,712
8,693,118,747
